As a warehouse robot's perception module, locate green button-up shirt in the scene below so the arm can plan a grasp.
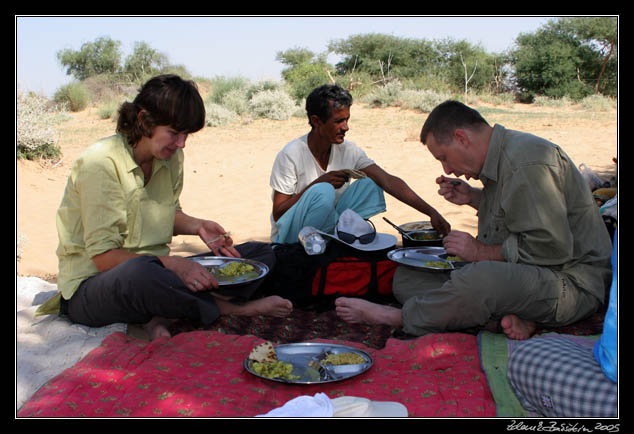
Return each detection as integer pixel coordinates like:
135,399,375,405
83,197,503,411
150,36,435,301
55,134,184,300
477,124,612,301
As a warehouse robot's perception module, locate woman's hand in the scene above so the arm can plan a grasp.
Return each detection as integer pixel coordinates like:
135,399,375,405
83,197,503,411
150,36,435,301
198,220,241,257
160,255,218,292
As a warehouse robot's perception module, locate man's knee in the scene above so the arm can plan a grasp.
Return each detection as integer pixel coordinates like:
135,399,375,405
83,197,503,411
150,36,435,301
305,182,336,206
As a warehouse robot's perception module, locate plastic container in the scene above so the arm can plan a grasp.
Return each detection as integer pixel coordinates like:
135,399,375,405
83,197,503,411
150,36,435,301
298,226,327,255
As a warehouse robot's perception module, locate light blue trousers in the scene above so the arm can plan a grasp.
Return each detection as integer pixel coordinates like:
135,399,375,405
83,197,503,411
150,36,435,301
273,178,386,244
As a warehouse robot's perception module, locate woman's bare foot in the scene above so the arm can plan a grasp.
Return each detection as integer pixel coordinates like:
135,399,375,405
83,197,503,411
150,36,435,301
501,314,536,340
335,297,403,328
216,295,293,318
142,316,172,341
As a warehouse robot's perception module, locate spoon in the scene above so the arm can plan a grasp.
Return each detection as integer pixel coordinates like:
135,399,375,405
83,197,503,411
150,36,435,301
382,217,416,241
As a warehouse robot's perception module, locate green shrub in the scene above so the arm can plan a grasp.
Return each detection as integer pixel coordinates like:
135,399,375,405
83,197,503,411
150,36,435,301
361,80,404,107
17,89,63,160
400,88,452,112
221,88,250,116
54,82,90,112
248,89,298,120
246,80,285,99
204,102,238,127
208,76,250,104
580,94,616,111
533,95,574,108
96,97,126,120
283,63,331,102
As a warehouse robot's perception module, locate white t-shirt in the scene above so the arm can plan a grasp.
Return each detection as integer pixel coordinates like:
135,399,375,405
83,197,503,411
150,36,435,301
269,134,375,238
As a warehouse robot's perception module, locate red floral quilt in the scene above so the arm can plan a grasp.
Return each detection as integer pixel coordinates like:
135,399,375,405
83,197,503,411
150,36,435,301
18,330,495,418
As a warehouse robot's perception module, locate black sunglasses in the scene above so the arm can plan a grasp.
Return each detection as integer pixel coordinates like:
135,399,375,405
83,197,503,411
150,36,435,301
336,219,377,245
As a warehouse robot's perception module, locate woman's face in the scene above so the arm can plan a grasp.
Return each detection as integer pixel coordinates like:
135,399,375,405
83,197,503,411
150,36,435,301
148,125,188,160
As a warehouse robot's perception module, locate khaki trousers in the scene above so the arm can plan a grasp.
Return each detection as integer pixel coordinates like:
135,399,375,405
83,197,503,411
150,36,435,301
393,261,601,336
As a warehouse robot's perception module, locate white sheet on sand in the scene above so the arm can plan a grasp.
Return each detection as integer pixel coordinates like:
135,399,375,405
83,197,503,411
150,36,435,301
16,276,126,411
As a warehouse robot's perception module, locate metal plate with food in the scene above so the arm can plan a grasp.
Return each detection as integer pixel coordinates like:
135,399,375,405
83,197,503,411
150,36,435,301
244,342,374,384
387,247,455,271
398,221,433,232
189,256,269,286
396,220,443,247
438,253,470,269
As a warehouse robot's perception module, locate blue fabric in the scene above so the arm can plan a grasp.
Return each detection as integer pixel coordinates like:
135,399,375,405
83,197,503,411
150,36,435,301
273,178,386,244
594,228,618,383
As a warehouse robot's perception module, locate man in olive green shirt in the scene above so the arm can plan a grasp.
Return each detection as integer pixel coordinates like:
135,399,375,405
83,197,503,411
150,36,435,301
335,100,612,340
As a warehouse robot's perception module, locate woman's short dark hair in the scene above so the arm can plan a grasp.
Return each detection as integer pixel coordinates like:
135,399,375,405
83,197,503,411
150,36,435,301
116,74,205,146
305,84,353,127
420,100,489,145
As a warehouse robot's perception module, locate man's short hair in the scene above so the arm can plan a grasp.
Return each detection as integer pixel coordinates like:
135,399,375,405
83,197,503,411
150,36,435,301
306,84,353,126
420,100,489,145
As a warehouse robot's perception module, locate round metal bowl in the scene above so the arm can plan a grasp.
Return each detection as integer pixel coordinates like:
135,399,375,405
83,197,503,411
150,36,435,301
399,222,443,247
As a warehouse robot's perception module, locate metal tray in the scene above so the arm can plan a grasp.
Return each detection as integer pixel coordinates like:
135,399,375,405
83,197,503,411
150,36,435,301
189,256,269,286
244,342,373,384
387,247,456,271
438,253,470,269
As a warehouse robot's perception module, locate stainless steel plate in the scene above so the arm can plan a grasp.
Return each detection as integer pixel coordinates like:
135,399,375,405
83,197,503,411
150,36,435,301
189,256,269,286
438,253,470,269
387,247,455,271
244,342,373,384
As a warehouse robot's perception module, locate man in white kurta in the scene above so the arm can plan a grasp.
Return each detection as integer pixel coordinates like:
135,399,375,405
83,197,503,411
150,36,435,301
269,84,450,244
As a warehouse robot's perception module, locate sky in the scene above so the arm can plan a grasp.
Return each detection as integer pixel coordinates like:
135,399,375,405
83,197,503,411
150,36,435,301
16,15,556,98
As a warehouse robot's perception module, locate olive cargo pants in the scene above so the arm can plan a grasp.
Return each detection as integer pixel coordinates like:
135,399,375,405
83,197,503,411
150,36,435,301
393,260,601,336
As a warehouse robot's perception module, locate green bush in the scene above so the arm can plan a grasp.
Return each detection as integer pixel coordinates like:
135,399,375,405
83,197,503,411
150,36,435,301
580,94,616,111
361,80,404,107
248,89,298,120
97,97,125,120
221,88,250,116
533,95,574,108
359,81,451,112
246,80,285,99
283,63,331,102
204,102,238,127
208,76,250,104
401,88,452,112
17,89,63,160
54,82,90,112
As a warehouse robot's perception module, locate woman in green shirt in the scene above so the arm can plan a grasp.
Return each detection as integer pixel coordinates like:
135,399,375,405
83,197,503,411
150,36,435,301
54,75,292,340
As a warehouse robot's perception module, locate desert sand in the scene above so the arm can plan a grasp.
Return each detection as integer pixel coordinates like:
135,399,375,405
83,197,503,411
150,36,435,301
16,102,618,281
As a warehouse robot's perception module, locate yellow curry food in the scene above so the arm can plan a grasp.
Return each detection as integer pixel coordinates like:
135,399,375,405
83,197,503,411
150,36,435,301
218,261,255,277
322,352,366,365
251,360,299,380
425,260,451,269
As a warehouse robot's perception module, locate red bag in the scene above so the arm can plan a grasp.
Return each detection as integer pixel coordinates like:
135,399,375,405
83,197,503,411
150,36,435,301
311,247,398,297
264,242,398,307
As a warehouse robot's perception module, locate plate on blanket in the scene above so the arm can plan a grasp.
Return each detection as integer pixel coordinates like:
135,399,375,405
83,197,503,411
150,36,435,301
244,342,373,384
189,256,269,286
387,247,469,271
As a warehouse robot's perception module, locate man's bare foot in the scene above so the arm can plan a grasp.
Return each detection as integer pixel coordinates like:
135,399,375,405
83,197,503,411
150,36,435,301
217,296,293,318
143,316,172,341
501,314,536,340
335,297,403,328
